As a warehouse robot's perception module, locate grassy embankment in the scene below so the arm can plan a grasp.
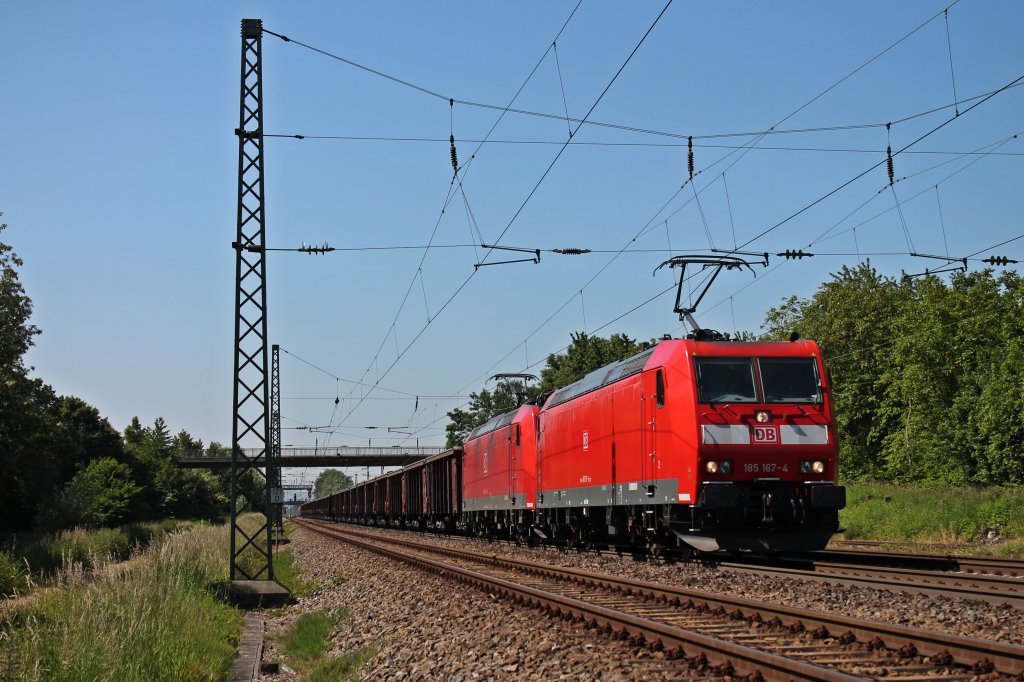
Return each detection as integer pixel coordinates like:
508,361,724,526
0,517,269,681
838,483,1024,556
0,520,182,595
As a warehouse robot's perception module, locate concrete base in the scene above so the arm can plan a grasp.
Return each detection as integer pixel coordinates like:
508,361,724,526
228,580,292,608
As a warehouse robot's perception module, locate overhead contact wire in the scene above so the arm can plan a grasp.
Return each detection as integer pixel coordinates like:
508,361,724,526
333,1,587,429
449,0,987,406
733,72,1024,252
349,0,674,430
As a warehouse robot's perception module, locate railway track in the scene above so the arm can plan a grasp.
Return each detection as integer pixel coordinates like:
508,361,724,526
295,519,1024,681
440,529,1024,608
711,553,1024,609
297,517,1024,608
807,549,1024,577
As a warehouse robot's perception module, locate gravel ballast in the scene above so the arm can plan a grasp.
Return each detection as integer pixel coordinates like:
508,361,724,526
260,526,695,680
352,525,1024,645
260,523,1023,679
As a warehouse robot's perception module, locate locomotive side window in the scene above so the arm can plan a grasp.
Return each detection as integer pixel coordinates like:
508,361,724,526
656,370,665,408
695,358,757,403
759,357,821,403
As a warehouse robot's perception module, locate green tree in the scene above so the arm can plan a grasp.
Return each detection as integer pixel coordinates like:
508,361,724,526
123,418,229,520
763,262,909,479
539,332,646,392
61,458,144,528
172,430,204,459
0,217,37,372
205,441,229,458
445,381,525,447
313,469,354,498
0,219,229,530
763,264,1024,485
0,377,61,531
49,395,127,484
123,416,146,449
880,270,1024,484
0,219,60,530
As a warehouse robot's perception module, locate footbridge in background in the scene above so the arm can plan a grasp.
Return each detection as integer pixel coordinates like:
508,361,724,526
177,445,446,470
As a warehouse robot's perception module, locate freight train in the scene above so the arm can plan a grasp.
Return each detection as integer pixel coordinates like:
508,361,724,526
299,336,846,554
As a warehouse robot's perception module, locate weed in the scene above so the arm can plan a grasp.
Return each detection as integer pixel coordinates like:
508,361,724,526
275,607,370,679
0,552,25,595
273,549,316,598
305,642,379,682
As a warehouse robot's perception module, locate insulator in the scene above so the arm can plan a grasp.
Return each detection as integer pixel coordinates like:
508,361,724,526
887,146,894,186
449,134,458,173
777,249,812,260
553,248,591,255
687,136,694,180
983,255,1016,266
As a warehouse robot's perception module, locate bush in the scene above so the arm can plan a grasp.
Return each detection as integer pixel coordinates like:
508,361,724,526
86,528,133,562
50,529,93,568
63,458,144,528
0,551,26,595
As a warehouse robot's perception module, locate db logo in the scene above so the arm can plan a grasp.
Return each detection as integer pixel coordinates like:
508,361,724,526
752,425,780,444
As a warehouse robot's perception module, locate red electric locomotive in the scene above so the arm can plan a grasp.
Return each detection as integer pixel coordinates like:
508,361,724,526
461,402,539,540
534,338,844,553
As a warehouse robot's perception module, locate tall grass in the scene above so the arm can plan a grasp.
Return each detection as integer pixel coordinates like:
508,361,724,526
0,520,183,594
840,483,1024,556
1,522,242,681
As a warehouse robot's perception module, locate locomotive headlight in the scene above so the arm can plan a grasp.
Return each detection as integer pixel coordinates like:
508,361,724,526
800,460,826,474
704,460,731,474
755,410,772,423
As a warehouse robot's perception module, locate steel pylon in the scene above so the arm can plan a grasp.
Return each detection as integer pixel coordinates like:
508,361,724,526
230,17,274,582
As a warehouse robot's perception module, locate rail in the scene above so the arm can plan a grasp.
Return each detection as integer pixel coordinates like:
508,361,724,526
296,520,1024,679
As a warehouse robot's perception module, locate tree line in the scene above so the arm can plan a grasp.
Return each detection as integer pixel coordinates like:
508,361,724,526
1,220,245,533
763,262,1024,485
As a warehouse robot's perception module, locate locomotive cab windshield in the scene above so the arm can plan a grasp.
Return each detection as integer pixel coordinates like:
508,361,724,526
695,356,821,404
695,358,757,403
759,357,821,404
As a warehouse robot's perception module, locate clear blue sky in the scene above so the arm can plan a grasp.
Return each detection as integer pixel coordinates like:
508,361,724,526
2,2,1021,487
